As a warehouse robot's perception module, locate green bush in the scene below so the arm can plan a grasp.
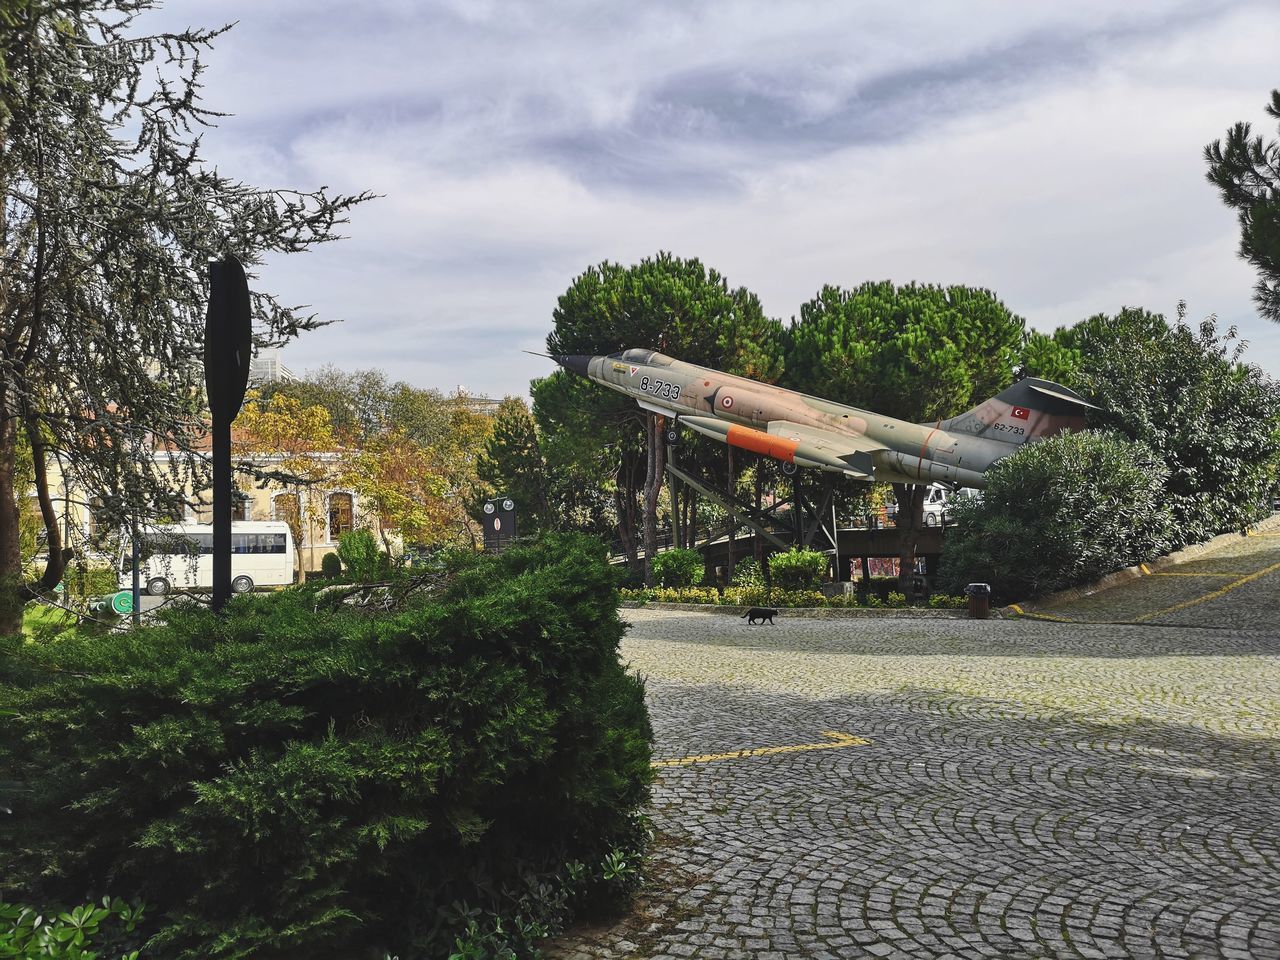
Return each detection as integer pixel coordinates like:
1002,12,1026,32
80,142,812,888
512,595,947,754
766,549,829,590
335,529,390,582
319,551,342,579
59,564,119,600
1,897,147,959
0,534,652,960
940,430,1174,602
729,558,763,587
617,586,968,610
651,548,704,587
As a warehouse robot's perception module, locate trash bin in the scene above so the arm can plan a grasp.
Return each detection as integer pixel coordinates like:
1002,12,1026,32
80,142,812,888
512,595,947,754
965,582,991,620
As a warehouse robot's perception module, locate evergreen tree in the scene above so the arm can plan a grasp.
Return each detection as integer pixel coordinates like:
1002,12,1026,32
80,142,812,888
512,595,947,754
0,2,372,629
1069,304,1280,545
784,281,1027,594
1205,89,1280,322
547,252,784,584
476,397,552,534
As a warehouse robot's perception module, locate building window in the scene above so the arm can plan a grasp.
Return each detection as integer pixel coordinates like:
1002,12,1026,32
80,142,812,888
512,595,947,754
328,493,353,541
273,493,300,537
232,492,250,522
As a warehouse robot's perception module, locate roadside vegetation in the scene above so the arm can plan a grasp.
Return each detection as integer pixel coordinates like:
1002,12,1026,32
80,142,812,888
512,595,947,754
2,536,652,960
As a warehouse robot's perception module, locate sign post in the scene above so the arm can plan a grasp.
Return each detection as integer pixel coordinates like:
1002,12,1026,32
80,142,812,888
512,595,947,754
203,254,252,613
481,496,517,553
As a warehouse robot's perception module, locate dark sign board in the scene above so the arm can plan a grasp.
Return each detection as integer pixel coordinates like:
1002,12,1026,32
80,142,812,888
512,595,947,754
481,496,517,553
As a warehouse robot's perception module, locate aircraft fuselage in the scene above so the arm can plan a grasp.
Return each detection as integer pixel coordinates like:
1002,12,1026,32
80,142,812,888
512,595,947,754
561,349,1035,488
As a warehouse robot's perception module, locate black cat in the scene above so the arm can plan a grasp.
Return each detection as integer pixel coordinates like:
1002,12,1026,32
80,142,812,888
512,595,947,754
741,606,778,625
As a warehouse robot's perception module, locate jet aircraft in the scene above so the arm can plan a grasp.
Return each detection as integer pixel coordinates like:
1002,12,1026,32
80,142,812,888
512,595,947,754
552,349,1095,488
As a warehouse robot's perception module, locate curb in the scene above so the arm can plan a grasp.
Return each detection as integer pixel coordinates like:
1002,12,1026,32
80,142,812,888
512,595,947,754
1001,513,1280,617
623,601,990,620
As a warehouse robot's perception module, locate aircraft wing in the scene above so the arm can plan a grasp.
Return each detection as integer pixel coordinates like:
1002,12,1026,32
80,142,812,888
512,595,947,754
765,420,885,476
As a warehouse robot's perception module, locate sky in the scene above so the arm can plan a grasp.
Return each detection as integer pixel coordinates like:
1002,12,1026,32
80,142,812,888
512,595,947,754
149,0,1280,398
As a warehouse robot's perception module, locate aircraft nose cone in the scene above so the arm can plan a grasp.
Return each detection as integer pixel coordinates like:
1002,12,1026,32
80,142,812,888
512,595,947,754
554,354,592,377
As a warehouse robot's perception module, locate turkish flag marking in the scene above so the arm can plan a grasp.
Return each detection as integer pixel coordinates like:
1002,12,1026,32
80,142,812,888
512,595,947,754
1011,406,1030,420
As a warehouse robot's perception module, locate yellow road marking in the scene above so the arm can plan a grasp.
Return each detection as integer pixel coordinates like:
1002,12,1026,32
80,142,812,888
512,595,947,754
652,731,869,768
1134,559,1280,622
1150,571,1247,577
1009,603,1075,622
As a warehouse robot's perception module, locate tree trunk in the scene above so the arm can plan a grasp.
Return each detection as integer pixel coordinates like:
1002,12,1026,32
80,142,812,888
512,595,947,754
893,482,925,601
0,413,26,634
753,464,764,567
642,414,666,586
26,417,67,592
623,450,640,573
726,446,736,583
613,484,634,563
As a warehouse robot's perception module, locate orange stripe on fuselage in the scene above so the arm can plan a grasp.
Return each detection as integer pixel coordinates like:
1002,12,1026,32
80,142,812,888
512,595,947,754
726,425,799,462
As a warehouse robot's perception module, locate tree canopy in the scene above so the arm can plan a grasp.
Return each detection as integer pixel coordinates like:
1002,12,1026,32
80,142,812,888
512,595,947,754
1205,88,1280,323
1064,305,1280,545
0,1,371,627
545,252,784,581
783,281,1027,421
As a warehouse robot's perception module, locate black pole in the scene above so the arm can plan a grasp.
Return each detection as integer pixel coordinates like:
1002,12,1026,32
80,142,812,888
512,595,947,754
131,521,141,628
203,254,252,614
211,419,232,611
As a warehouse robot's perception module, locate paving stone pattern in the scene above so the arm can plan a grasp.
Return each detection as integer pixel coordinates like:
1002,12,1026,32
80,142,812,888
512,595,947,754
545,535,1280,959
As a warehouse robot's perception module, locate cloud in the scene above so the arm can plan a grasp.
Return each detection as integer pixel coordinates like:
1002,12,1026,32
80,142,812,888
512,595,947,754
145,0,1280,394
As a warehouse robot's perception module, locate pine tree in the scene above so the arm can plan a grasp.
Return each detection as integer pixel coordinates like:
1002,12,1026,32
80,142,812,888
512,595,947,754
784,281,1027,596
1205,89,1280,322
477,397,552,534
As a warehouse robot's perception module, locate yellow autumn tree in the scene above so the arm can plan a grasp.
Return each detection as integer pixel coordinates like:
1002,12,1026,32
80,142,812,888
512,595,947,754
234,391,343,582
343,429,454,551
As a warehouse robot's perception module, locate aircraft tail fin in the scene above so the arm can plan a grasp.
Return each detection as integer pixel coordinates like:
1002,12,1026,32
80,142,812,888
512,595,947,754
938,378,1095,446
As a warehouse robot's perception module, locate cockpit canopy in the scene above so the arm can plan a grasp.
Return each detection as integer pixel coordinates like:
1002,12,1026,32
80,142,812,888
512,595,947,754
606,348,674,367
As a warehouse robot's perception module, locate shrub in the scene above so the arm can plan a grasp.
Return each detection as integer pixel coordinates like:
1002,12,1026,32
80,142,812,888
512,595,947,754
1,898,147,959
335,528,390,582
767,549,829,590
651,548,704,587
0,534,652,960
319,551,342,579
59,564,119,600
940,430,1174,602
729,558,764,587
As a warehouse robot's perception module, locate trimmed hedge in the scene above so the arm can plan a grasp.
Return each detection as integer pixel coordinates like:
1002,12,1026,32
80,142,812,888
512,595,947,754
1,534,652,960
651,548,704,587
766,549,830,590
621,586,967,609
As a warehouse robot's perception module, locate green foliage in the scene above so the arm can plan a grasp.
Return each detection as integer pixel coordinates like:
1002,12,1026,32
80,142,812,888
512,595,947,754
1071,306,1280,545
1205,88,1280,322
1,898,146,960
729,557,764,587
0,3,372,626
784,281,1026,421
766,549,830,590
544,252,787,559
319,551,342,579
651,548,704,587
940,431,1175,601
548,252,784,382
58,564,118,601
476,398,552,533
334,529,389,582
0,535,652,960
619,585,958,609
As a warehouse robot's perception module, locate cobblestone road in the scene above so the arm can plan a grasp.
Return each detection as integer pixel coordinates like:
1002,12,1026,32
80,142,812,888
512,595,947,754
546,535,1280,959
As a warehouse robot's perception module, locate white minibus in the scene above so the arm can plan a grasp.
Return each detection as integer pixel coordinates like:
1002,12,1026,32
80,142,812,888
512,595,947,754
127,521,295,596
